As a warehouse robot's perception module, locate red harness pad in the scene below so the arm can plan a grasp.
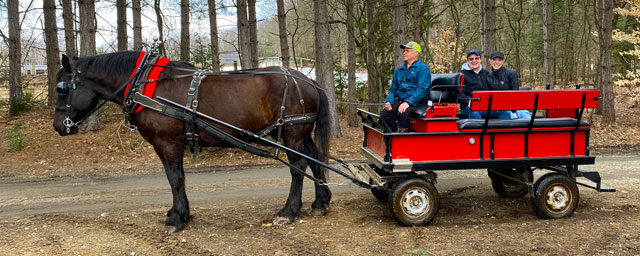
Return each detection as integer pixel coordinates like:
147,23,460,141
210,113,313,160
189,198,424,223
124,51,171,114
133,57,170,113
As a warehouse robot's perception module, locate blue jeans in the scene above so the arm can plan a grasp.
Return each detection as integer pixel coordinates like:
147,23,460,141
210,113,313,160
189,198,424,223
514,110,531,119
460,105,513,119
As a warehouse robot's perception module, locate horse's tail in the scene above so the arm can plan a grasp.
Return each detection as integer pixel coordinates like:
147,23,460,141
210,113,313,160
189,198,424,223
314,84,331,178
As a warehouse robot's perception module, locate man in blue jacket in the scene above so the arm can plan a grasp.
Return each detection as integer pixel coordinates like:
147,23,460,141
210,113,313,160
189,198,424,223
380,41,431,133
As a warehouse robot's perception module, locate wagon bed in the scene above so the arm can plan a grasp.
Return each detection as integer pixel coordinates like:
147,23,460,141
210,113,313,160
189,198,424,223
343,73,614,226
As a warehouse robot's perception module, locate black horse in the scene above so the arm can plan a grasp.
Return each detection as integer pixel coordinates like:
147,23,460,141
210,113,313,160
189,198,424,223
53,51,332,232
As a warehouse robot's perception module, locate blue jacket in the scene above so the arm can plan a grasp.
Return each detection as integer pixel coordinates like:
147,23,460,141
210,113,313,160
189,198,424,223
385,59,431,106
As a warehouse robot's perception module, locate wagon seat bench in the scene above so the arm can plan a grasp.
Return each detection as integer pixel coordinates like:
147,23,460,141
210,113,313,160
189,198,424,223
351,73,615,226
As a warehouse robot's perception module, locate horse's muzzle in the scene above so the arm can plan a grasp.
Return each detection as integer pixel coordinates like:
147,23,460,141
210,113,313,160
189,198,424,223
54,124,79,136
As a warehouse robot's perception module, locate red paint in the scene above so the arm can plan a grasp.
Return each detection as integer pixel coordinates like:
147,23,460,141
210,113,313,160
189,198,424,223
410,119,459,133
471,90,600,111
424,103,458,118
491,133,525,159
391,134,480,161
365,128,386,158
547,109,577,118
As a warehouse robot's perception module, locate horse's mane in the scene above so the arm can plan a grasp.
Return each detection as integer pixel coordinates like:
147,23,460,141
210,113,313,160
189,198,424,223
74,51,142,79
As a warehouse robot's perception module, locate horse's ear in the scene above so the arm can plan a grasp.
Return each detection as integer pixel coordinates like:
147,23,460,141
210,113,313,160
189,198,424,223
61,54,72,73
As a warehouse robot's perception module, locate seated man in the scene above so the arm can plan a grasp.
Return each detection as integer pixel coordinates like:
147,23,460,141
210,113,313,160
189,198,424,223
487,51,531,119
459,49,512,119
380,41,431,132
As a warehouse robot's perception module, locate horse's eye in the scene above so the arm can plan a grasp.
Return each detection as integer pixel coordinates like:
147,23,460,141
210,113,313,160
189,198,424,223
56,82,71,95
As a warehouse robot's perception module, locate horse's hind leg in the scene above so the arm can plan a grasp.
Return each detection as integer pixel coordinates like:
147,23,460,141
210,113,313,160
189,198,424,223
276,147,308,224
304,134,332,216
153,140,190,233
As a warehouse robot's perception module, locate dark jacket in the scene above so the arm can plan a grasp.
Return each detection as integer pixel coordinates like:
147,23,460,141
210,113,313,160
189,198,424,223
385,59,432,106
487,67,519,90
459,63,489,106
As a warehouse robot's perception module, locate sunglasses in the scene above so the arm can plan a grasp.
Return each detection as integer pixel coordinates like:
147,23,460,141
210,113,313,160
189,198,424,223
467,57,481,61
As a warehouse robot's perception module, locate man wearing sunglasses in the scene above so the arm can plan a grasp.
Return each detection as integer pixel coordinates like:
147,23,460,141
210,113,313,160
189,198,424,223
459,49,512,119
380,41,431,133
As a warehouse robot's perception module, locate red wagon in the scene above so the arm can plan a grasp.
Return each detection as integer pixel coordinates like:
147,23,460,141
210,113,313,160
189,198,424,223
349,73,615,226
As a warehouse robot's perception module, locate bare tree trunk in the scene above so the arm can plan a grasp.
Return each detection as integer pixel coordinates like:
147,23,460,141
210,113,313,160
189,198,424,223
44,0,61,107
132,0,142,51
314,0,342,137
79,0,97,57
79,0,102,131
180,0,190,62
410,0,422,42
393,0,407,68
542,0,555,88
237,0,251,69
117,0,128,51
346,0,358,127
62,0,77,59
208,0,220,71
366,0,379,113
154,0,166,56
248,0,258,68
480,0,496,68
597,0,615,122
277,0,290,67
8,0,23,116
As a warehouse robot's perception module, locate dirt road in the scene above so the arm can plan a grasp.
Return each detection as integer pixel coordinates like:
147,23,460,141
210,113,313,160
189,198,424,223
1,154,639,255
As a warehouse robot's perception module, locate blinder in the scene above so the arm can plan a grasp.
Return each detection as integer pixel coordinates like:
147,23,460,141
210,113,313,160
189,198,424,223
56,81,74,95
56,71,78,134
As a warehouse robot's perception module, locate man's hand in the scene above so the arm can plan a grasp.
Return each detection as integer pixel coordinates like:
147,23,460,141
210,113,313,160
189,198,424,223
398,102,410,113
384,102,392,111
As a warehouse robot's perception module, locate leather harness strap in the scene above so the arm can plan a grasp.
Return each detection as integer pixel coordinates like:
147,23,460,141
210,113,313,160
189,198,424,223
126,61,318,159
185,71,206,158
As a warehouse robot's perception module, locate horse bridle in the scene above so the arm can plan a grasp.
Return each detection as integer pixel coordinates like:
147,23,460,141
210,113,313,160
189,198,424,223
55,66,138,134
55,70,79,133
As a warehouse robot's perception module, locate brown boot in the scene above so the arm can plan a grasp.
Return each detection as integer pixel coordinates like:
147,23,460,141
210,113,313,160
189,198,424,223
397,128,409,133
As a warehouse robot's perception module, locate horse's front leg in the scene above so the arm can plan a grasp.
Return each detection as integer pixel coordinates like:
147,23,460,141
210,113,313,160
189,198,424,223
153,140,190,233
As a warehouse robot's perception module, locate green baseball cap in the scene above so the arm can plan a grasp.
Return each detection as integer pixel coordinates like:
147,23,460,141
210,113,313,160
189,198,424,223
400,41,422,53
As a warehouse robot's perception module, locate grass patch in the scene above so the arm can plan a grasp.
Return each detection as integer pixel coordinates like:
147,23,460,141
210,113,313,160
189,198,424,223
9,91,39,116
5,124,25,151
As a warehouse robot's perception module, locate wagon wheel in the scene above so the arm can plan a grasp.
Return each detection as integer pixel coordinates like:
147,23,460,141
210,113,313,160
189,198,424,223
531,174,579,219
389,178,439,226
370,178,389,203
490,168,533,198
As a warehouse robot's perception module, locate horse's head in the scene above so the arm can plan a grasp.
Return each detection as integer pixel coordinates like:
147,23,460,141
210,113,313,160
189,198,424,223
53,55,101,136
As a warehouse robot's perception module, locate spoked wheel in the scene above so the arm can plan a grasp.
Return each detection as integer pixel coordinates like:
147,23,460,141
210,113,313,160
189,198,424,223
370,178,389,203
489,168,533,198
389,178,439,226
531,174,579,219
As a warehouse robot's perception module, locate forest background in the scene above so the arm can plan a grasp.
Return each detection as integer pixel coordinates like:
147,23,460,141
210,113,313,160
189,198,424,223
0,0,638,137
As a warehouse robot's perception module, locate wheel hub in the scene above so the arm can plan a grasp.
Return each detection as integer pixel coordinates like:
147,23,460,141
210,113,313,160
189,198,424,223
402,188,430,217
546,186,569,210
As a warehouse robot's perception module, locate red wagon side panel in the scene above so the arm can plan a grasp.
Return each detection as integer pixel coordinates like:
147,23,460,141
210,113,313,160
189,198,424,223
491,133,525,159
391,134,480,161
365,128,386,158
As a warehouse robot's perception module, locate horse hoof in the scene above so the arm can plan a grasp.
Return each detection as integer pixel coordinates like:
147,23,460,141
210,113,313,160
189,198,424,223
309,208,327,217
164,225,181,234
273,216,293,225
